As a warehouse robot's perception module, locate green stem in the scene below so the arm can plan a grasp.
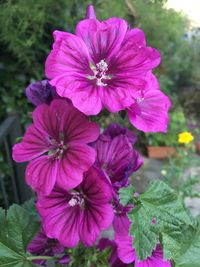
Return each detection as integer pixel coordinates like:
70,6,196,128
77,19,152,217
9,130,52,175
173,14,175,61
27,255,55,261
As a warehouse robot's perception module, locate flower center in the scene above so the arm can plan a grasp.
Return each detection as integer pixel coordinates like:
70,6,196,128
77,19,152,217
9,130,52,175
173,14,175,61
68,192,85,208
88,60,112,86
136,97,144,103
48,132,67,160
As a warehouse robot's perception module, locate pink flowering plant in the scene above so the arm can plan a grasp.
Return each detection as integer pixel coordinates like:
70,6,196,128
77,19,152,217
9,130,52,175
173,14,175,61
1,5,200,267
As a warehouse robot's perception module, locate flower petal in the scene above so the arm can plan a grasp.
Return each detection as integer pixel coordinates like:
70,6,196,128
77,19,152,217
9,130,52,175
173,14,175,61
79,167,114,246
12,125,49,162
124,28,146,47
113,44,161,76
50,75,103,116
134,245,172,267
99,85,133,112
26,156,57,195
33,99,100,142
45,31,91,79
115,234,136,264
128,89,171,133
56,145,96,190
76,18,128,62
37,190,82,248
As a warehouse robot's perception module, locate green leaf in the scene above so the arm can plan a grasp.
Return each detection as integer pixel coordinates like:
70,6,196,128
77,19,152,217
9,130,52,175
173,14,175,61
119,185,135,206
0,204,40,267
128,180,192,260
174,220,200,267
22,198,39,220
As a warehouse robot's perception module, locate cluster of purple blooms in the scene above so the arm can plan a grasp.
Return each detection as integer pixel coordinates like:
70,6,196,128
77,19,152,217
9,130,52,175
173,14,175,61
12,5,171,267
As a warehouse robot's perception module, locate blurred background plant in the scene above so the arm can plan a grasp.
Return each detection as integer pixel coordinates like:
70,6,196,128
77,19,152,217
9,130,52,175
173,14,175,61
161,143,200,199
146,107,189,147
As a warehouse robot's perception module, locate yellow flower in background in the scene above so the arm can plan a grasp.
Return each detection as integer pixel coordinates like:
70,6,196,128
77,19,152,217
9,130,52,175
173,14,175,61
178,132,194,144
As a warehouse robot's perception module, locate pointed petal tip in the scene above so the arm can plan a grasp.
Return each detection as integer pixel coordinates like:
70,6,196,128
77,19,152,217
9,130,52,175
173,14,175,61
85,5,96,19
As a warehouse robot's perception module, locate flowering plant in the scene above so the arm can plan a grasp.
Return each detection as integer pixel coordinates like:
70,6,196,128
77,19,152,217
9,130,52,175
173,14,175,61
1,5,200,267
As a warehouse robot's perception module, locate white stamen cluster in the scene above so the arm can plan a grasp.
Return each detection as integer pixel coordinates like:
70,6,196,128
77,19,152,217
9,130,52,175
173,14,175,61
88,59,111,86
68,192,84,207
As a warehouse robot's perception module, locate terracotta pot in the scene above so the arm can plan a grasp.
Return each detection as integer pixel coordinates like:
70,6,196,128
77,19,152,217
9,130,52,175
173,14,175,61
147,146,176,159
196,141,200,155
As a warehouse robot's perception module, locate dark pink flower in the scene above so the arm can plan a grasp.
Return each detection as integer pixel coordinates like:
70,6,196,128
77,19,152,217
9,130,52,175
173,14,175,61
103,123,137,145
127,73,171,132
12,99,99,195
114,216,171,267
92,125,143,188
28,227,66,266
45,7,160,115
98,238,128,267
37,167,114,248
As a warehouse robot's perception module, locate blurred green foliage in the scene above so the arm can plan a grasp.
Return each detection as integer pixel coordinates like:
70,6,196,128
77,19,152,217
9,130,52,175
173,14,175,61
0,0,97,125
162,147,200,199
146,107,189,146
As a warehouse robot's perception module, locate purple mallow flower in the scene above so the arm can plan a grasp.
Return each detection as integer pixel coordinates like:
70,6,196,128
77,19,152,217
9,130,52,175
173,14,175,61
103,123,137,144
45,6,160,116
27,227,67,266
12,99,99,195
37,167,114,248
98,238,128,267
114,216,171,267
25,80,57,106
92,124,143,188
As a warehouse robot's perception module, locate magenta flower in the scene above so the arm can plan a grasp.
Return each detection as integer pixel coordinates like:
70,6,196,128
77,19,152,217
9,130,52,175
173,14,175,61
114,216,171,267
28,227,66,266
116,235,171,267
98,238,128,267
103,123,137,144
37,167,114,248
127,73,171,132
45,7,160,115
12,99,99,195
92,125,143,187
25,80,57,106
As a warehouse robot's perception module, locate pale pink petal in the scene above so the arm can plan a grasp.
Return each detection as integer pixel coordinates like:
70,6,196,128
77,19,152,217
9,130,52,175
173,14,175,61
128,90,171,133
26,156,57,195
12,125,49,162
